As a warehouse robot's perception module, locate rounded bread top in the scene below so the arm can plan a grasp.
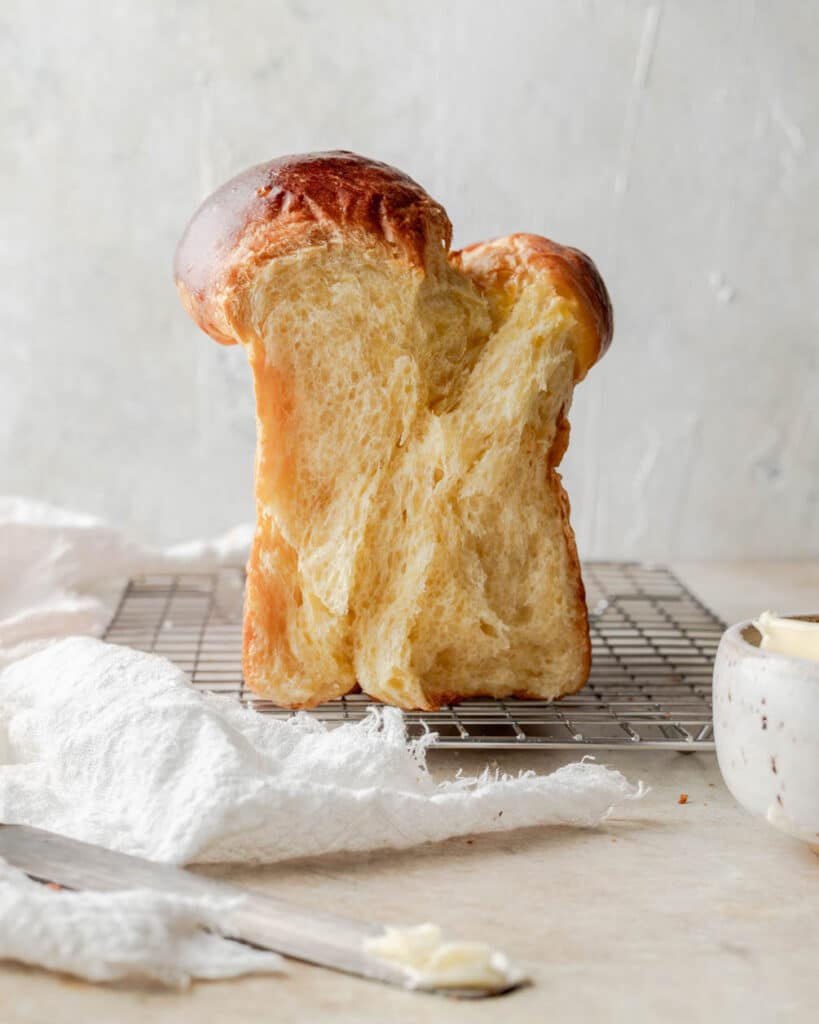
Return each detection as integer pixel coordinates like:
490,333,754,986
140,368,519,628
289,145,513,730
454,233,614,381
174,151,453,344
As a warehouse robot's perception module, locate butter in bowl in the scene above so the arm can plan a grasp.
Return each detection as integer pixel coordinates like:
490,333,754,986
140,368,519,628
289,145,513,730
713,613,819,851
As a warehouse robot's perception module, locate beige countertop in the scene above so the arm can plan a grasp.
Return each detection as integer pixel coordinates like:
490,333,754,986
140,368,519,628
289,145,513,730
4,561,818,1023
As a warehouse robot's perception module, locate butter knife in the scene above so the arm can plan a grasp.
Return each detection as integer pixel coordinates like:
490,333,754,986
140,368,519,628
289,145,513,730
0,824,522,998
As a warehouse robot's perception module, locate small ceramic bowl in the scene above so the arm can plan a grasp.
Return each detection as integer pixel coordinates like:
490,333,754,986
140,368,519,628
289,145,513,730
713,618,819,850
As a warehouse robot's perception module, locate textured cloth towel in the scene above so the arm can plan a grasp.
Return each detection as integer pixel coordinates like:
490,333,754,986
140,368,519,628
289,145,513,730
0,857,283,987
0,496,252,668
0,497,644,986
0,637,644,865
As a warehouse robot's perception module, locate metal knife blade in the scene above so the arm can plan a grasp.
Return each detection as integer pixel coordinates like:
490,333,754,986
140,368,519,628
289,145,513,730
0,824,521,998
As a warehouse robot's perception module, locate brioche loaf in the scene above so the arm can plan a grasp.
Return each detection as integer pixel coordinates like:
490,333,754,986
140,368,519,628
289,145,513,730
175,152,613,710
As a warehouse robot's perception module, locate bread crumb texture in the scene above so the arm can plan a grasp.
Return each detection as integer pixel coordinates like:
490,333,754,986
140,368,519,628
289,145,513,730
176,153,612,710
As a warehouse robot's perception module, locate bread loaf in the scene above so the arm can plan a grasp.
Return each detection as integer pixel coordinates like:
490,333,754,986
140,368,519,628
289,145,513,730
175,152,613,710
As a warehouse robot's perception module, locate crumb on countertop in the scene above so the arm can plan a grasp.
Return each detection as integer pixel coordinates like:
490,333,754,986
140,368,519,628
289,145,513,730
678,793,689,805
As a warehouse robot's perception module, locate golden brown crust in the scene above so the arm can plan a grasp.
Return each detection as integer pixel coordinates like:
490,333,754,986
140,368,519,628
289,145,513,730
453,233,613,381
174,151,452,345
549,410,591,692
549,468,593,693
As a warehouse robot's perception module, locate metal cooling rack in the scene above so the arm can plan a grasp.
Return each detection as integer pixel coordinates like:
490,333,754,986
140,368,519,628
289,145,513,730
103,563,722,750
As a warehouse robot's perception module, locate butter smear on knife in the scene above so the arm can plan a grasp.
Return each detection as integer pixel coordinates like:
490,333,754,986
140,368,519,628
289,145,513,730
364,923,527,992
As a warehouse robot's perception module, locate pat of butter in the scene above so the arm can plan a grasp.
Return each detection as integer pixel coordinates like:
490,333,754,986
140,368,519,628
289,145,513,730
755,611,819,662
364,923,526,992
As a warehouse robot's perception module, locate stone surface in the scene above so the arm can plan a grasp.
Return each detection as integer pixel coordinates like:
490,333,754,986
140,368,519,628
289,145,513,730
1,2,818,558
2,562,818,1022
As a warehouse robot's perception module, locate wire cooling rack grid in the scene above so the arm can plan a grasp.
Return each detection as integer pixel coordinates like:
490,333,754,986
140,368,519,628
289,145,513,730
103,563,722,750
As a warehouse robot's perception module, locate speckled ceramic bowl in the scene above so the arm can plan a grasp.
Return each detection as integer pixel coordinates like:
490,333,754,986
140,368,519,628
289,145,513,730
713,618,819,849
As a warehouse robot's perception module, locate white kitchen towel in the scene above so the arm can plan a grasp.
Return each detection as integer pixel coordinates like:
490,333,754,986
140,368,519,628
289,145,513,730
0,856,283,987
0,636,644,864
0,496,252,668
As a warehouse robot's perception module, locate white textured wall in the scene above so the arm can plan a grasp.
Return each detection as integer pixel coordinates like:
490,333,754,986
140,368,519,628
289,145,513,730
2,1,817,557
